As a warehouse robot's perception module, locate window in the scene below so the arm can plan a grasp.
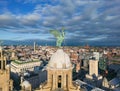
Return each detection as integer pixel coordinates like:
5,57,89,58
9,86,11,91
66,75,68,88
0,88,2,91
0,61,1,69
3,60,5,70
58,75,62,88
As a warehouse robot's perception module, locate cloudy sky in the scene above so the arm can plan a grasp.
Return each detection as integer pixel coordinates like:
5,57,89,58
0,0,120,46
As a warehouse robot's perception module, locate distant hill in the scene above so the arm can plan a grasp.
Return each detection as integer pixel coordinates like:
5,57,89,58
2,39,120,47
2,39,53,46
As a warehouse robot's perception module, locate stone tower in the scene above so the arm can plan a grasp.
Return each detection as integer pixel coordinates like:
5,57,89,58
86,59,102,80
36,49,80,91
10,50,17,60
89,60,98,76
0,46,13,91
34,42,36,52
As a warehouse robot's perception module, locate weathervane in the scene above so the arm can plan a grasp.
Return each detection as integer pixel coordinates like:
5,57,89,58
50,27,65,47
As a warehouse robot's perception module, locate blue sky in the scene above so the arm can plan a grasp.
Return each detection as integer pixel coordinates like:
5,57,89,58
0,0,120,46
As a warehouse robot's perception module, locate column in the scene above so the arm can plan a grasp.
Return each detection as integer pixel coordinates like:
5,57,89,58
69,69,72,87
52,71,56,90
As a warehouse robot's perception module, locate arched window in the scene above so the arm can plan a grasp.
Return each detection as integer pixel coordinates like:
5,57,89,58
3,60,6,70
0,61,1,69
0,88,2,91
58,75,62,88
66,75,68,88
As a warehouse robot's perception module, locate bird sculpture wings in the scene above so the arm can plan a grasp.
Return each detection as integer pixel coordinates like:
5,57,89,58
49,30,61,38
49,28,65,47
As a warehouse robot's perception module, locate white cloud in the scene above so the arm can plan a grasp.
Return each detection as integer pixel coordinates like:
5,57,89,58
85,36,107,41
18,13,41,26
0,13,18,27
0,0,120,45
105,15,118,21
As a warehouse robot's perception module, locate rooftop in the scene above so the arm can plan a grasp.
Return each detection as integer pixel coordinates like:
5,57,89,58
12,59,40,64
48,49,72,69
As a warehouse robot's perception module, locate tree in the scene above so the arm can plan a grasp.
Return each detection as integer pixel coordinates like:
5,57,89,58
99,57,107,71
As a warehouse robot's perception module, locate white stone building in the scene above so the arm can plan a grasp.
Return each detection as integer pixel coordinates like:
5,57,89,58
11,60,42,75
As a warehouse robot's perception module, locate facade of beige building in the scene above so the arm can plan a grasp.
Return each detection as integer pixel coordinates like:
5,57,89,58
0,46,13,91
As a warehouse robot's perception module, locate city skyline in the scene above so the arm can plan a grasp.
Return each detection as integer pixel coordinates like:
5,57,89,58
0,0,120,46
